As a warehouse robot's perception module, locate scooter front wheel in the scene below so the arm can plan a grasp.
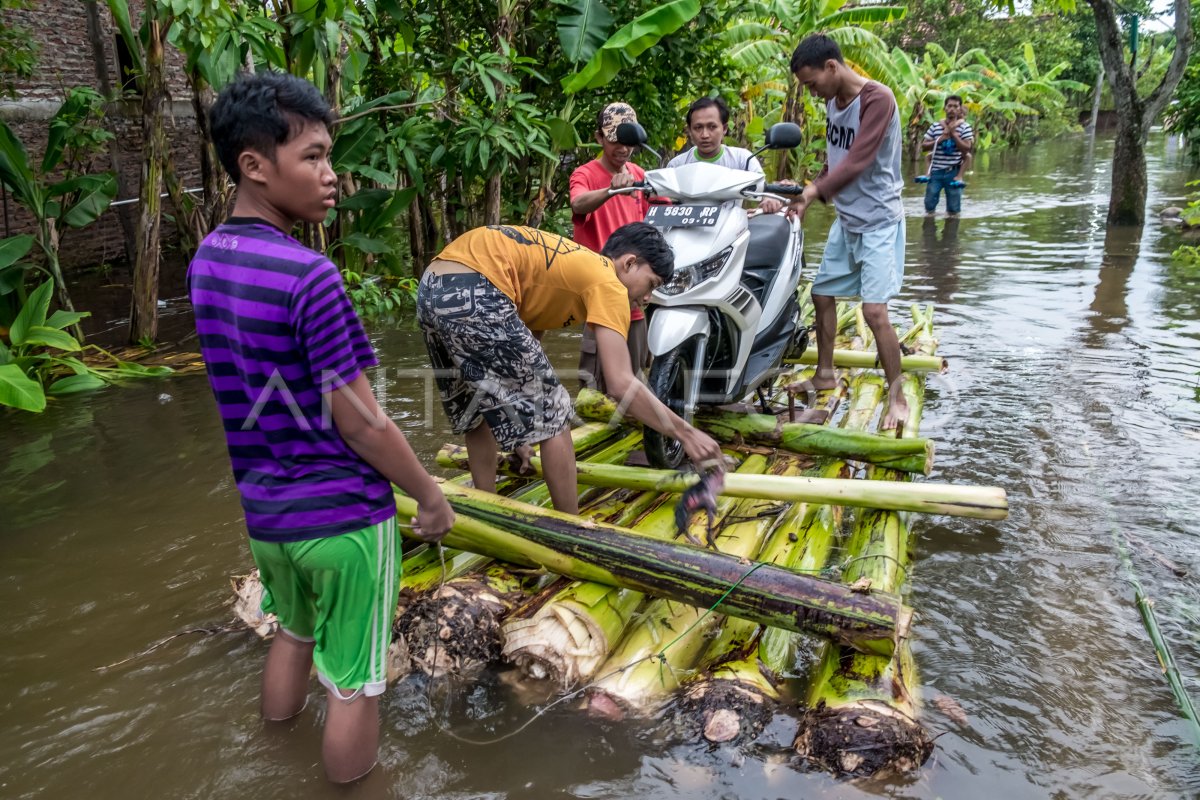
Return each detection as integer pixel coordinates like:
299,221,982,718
644,336,699,470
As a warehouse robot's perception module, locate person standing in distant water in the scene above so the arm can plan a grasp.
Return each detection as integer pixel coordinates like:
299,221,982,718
787,34,910,430
667,96,785,215
570,102,651,394
921,95,974,216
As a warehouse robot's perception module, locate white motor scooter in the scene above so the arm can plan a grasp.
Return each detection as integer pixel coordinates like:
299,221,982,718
612,122,808,468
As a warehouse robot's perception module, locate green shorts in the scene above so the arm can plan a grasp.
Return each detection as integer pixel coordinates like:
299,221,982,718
249,516,400,699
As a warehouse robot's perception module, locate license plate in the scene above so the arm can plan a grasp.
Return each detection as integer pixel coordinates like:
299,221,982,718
646,204,721,228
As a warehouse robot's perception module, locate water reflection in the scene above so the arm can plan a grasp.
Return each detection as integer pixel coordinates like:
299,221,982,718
1085,225,1142,345
919,214,961,305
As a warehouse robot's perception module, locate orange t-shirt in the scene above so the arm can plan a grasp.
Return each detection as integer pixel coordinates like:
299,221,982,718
435,226,632,338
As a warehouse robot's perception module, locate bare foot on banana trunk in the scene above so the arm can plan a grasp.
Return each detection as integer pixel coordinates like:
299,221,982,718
809,368,840,392
881,378,909,432
785,368,841,408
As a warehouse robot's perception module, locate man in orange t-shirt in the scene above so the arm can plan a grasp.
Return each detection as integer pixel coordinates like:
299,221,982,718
416,223,722,515
570,102,652,393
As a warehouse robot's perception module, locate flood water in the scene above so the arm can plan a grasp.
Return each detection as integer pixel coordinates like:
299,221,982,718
2,132,1199,799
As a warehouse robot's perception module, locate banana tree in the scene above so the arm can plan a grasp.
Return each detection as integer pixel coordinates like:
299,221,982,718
526,0,704,226
0,95,118,343
0,279,173,411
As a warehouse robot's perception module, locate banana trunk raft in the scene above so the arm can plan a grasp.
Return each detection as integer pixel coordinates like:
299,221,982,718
229,300,1004,779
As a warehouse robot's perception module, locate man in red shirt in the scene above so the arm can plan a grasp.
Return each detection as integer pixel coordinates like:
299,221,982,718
570,102,651,393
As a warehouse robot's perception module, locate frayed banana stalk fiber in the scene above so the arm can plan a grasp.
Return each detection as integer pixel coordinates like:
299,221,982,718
393,430,646,678
393,480,910,657
796,303,940,778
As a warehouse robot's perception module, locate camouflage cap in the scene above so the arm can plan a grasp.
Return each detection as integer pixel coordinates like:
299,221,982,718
598,102,638,143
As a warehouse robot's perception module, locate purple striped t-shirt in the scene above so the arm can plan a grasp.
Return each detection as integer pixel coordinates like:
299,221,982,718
187,219,395,542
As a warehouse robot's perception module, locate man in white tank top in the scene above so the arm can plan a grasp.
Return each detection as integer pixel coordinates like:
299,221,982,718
786,34,909,430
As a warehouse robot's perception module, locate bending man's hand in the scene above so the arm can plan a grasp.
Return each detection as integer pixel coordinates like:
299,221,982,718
677,425,723,467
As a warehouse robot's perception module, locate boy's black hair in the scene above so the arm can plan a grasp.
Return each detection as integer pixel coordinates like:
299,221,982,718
602,222,675,281
686,96,730,128
209,71,335,183
790,34,843,74
945,94,963,106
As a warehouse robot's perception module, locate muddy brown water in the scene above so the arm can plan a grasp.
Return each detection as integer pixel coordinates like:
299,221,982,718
2,133,1199,799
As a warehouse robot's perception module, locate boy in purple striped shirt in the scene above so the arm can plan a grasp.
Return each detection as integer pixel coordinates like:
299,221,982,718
187,72,454,784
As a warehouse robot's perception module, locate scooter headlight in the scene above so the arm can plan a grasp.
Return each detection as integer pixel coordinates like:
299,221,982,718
658,246,733,297
696,246,733,281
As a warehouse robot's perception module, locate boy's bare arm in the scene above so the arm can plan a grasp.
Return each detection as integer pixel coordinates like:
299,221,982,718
329,373,455,540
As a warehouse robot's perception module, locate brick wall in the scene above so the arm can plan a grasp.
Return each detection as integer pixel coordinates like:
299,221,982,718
0,0,202,269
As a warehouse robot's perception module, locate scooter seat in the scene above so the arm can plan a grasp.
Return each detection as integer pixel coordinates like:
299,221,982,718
743,215,791,304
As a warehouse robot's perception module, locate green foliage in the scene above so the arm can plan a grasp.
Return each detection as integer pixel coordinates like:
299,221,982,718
1166,0,1200,149
879,0,1095,139
0,0,36,98
0,92,119,340
874,38,1087,155
342,269,419,322
0,92,118,226
1179,181,1200,227
0,281,172,413
555,0,615,64
562,0,702,93
89,0,1097,323
1173,244,1200,266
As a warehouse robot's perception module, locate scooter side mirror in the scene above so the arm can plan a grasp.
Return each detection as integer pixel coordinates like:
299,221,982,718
763,122,803,150
615,122,648,148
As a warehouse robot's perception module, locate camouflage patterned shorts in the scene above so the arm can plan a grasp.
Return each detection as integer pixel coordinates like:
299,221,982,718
416,271,573,450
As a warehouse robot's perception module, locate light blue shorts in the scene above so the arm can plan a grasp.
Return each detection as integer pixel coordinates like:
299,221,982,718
812,218,905,303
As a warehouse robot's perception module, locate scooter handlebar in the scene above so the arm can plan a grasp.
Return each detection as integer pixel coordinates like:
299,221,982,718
607,181,652,196
762,183,806,195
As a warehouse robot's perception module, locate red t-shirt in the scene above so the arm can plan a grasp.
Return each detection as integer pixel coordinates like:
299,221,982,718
570,159,650,320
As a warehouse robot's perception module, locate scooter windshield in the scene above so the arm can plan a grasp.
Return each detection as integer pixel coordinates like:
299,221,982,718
645,162,764,203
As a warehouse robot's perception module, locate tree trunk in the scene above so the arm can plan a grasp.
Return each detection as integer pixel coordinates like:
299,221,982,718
482,3,515,227
129,16,168,344
1087,0,1192,226
83,0,136,264
1087,64,1105,134
162,152,200,255
1107,111,1148,226
406,179,426,277
484,173,503,226
188,74,228,232
40,218,85,342
781,80,801,181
